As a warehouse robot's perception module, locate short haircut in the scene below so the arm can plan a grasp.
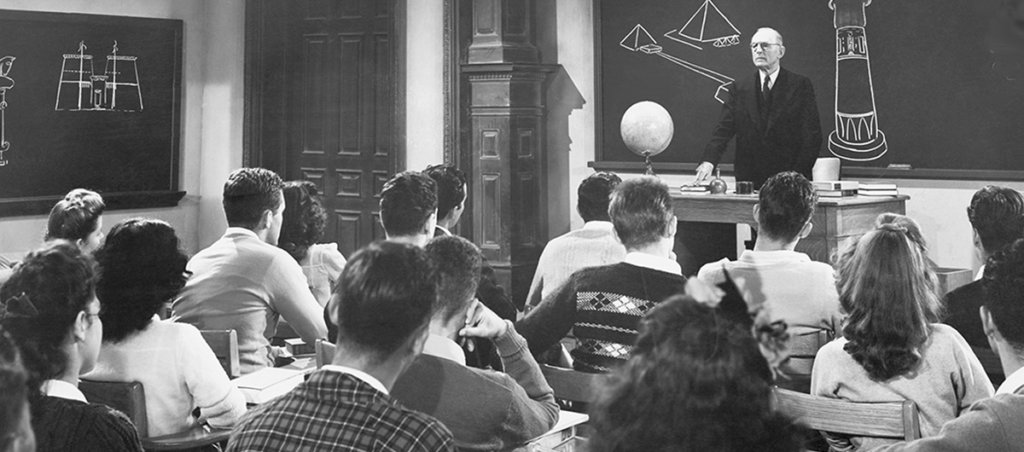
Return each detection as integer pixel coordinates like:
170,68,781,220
967,186,1024,254
45,188,105,242
380,171,438,237
222,167,284,229
424,164,468,221
331,241,436,362
0,240,97,391
279,180,328,262
754,27,784,46
425,236,482,323
757,171,817,241
577,172,623,222
95,219,189,343
983,238,1024,350
608,176,674,249
0,330,29,449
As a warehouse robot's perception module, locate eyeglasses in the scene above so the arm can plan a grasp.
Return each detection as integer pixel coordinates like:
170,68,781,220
750,42,781,50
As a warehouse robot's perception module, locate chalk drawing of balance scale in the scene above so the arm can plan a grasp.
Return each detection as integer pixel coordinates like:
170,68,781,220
55,41,143,112
620,0,740,104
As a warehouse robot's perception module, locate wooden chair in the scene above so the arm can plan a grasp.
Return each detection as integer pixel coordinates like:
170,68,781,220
773,387,921,443
200,330,240,379
79,379,232,451
777,329,833,393
315,339,336,368
971,345,1005,386
539,364,603,406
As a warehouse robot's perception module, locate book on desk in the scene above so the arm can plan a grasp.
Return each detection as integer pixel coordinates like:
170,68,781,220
234,366,312,404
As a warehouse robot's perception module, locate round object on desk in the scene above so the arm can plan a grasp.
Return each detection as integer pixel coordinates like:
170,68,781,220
620,101,674,158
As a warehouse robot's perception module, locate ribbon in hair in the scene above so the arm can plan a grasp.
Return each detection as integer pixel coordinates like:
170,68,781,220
0,292,39,320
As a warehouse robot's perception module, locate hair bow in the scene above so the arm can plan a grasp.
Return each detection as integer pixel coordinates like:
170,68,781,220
0,292,39,320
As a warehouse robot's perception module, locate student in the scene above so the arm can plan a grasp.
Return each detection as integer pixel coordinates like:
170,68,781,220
278,180,346,307
173,168,327,374
229,241,454,451
0,241,142,452
526,171,626,311
698,171,842,387
588,294,802,452
85,219,246,437
866,238,1024,451
391,236,558,449
0,331,34,452
44,188,106,255
518,176,685,373
812,226,992,450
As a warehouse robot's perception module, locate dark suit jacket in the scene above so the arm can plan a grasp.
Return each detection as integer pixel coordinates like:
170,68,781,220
702,67,823,188
943,280,987,348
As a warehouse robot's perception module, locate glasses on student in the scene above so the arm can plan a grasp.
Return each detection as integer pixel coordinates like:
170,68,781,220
751,42,780,50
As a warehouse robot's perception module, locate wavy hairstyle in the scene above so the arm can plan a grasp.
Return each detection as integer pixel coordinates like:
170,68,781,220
589,294,801,452
0,241,97,392
278,180,328,262
45,188,105,242
837,224,942,381
95,219,189,342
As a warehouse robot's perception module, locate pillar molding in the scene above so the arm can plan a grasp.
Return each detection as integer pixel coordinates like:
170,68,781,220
467,0,538,64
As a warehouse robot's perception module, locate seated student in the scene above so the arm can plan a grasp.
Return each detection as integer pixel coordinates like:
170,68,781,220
588,293,802,452
697,171,843,380
228,241,454,451
518,176,686,373
526,171,626,311
0,241,142,451
173,168,327,375
866,238,1024,451
812,225,992,450
0,331,34,452
278,180,346,308
84,219,246,437
45,188,106,255
391,236,558,450
944,186,1024,348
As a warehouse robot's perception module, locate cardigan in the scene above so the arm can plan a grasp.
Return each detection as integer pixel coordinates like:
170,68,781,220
31,394,143,452
300,242,346,308
525,221,626,310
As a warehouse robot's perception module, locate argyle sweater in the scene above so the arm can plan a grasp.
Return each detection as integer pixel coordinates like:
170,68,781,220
517,262,686,372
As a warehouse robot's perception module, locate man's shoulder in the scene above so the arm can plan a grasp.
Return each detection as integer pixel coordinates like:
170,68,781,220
946,279,985,302
396,354,516,402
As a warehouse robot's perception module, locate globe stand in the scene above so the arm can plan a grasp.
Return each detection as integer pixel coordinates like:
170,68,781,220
643,151,656,176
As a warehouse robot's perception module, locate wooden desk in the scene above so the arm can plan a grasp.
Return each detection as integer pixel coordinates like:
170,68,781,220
672,194,910,264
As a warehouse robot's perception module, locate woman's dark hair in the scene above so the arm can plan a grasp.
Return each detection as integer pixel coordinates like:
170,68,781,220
45,188,105,242
278,180,327,262
0,330,29,450
837,224,942,381
589,295,801,452
0,240,97,392
95,219,189,343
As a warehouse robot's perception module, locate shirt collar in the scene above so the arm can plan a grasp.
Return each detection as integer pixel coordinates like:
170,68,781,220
759,68,780,89
997,365,1024,395
41,379,88,403
582,221,615,232
624,251,682,276
435,225,452,236
321,365,390,395
738,249,810,264
422,333,466,366
225,227,261,240
976,264,985,281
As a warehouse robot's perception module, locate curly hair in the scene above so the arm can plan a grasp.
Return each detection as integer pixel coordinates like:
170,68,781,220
837,224,942,381
982,238,1024,351
608,176,674,249
0,241,97,392
577,171,622,222
589,294,801,452
94,219,189,343
758,171,817,241
223,167,285,229
45,188,105,242
0,329,29,449
424,164,468,222
278,180,328,262
380,171,438,237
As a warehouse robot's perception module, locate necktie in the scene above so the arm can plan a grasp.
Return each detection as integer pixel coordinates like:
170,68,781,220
762,76,771,103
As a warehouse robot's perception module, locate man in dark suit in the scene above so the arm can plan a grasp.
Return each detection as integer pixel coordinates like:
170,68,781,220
695,27,823,189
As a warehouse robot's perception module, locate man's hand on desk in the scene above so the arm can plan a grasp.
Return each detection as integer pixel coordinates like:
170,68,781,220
695,161,715,183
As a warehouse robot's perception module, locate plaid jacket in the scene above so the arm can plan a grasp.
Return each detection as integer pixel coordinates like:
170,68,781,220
228,369,455,452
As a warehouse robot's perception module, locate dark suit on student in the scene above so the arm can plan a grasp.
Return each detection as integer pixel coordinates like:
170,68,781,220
943,280,988,348
702,68,823,188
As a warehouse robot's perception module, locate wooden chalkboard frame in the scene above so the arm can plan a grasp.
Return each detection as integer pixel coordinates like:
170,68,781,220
0,9,185,217
591,1,1024,181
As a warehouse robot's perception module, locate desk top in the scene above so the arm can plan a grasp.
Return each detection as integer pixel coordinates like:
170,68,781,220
672,193,910,207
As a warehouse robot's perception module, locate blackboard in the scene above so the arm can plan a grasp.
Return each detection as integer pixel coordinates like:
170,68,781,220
596,0,1024,180
0,10,183,216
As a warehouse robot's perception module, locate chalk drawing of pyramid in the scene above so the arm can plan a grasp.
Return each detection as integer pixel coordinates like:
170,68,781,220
620,24,663,54
665,0,741,50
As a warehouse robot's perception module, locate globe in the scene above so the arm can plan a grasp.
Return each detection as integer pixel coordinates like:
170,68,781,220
620,101,674,175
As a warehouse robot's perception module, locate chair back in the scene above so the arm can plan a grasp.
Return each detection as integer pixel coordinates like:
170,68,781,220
200,329,241,379
540,364,603,405
315,339,336,368
777,329,833,393
79,379,148,435
971,345,1005,386
773,387,921,441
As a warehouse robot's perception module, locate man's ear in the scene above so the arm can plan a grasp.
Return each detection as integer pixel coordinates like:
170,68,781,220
257,208,274,232
72,310,90,343
752,204,761,227
981,305,999,339
666,215,678,239
798,219,814,239
423,210,438,235
778,45,786,59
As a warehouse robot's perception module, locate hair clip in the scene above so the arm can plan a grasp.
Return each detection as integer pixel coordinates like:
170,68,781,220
750,306,790,381
877,223,908,234
0,292,39,320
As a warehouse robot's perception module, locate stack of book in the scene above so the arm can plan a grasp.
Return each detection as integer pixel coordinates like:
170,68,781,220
234,367,310,404
859,183,899,196
813,181,859,198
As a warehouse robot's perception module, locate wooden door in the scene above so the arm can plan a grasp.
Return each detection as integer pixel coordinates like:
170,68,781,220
246,0,405,257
